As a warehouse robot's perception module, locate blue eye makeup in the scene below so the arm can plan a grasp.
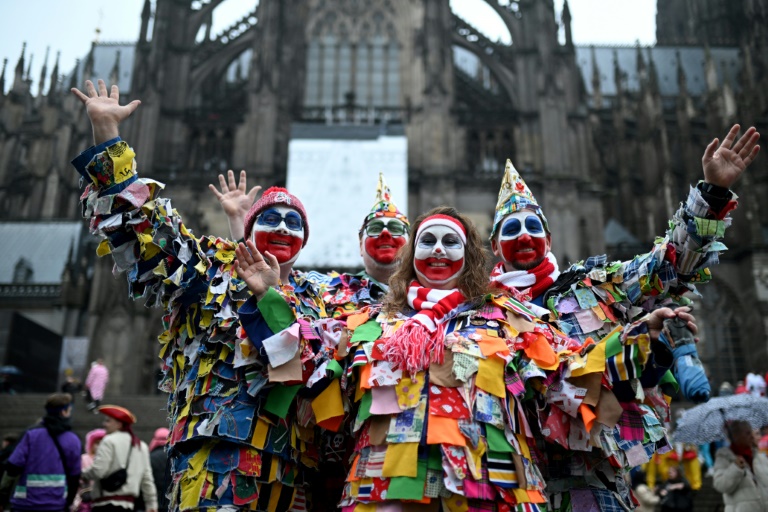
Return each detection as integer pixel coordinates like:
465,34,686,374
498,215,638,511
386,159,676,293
256,208,303,231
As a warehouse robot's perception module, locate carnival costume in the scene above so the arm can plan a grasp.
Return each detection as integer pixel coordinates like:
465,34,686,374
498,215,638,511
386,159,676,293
72,139,327,511
489,160,735,510
247,210,663,511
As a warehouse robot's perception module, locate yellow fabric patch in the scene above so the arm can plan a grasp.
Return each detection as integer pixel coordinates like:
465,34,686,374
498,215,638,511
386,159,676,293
571,341,607,377
475,356,506,397
382,442,419,477
396,372,426,409
311,379,345,423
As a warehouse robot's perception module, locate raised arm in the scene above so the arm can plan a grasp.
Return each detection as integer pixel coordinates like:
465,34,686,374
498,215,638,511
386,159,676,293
71,79,140,145
208,170,261,241
616,125,760,307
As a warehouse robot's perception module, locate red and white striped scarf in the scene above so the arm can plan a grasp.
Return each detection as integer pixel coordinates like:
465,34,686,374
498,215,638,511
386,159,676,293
383,280,466,375
490,252,560,302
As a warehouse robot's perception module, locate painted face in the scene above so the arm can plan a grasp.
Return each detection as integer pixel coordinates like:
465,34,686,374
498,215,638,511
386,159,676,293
363,218,408,265
413,225,465,287
497,211,548,270
251,206,304,265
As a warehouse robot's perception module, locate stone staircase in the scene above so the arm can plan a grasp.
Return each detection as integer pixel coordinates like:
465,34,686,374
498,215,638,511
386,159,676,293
0,393,169,443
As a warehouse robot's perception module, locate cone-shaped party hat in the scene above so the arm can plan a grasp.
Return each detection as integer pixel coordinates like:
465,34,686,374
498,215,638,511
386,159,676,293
489,159,549,239
360,172,410,233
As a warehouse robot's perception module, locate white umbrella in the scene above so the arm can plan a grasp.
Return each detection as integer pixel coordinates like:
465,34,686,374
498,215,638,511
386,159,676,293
674,394,768,445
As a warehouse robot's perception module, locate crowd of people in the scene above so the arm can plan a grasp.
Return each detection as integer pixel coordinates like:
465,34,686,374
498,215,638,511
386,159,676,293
2,77,763,511
0,394,169,512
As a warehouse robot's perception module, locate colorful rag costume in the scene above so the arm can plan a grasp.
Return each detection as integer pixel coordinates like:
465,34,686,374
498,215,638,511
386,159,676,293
489,160,737,510
255,278,661,511
72,138,328,511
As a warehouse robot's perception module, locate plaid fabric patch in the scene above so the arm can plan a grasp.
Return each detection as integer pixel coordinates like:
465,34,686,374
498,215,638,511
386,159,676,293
618,402,644,441
584,255,608,271
591,488,624,512
464,465,495,500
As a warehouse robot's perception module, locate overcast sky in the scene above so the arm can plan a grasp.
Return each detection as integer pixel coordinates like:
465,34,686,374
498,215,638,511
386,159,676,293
0,0,656,95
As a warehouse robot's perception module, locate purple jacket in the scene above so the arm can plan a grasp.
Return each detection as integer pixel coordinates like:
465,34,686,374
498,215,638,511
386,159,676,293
7,426,82,511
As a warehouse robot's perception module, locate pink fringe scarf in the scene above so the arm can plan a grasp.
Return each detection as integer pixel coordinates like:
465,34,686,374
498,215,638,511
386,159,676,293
383,281,466,375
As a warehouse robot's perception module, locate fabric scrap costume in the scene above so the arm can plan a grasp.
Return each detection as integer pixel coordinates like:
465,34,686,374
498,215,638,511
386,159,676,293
72,139,327,511
246,209,662,511
488,160,736,510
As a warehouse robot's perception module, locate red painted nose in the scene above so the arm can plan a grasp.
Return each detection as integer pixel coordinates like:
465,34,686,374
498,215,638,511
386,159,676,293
518,233,532,243
435,247,443,254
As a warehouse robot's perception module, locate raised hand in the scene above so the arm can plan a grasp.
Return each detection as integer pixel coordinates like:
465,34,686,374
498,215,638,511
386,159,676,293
208,170,261,241
234,239,280,300
702,124,761,189
647,306,698,343
71,79,141,145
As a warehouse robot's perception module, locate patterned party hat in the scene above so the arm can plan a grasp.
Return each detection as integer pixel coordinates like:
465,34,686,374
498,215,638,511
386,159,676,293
360,172,410,233
489,159,549,239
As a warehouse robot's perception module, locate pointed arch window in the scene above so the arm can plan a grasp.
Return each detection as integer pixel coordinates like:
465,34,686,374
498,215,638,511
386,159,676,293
304,11,400,109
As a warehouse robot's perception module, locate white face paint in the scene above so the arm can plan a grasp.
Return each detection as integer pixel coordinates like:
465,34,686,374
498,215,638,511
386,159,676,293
250,205,305,265
498,211,546,241
413,225,466,287
251,206,305,239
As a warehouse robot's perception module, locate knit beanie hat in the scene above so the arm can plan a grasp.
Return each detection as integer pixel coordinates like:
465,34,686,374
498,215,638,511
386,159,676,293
244,187,310,246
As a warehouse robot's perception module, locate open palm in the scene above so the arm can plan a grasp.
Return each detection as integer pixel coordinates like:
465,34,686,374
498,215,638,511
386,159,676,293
235,240,280,300
209,170,261,219
71,79,141,144
702,124,760,189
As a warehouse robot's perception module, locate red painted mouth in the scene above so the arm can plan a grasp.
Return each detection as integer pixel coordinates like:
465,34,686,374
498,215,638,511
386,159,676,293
414,257,464,282
254,232,302,264
501,237,546,268
365,232,406,265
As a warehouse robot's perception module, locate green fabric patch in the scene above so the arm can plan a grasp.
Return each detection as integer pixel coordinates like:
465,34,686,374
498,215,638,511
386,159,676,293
485,424,514,453
386,459,427,500
258,287,297,334
264,384,301,419
350,320,383,344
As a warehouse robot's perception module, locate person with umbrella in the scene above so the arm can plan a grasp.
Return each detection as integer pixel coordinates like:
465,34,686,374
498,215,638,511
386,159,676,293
713,420,768,511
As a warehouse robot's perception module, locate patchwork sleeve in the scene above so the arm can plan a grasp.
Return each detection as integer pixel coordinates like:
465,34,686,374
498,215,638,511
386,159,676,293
615,183,737,308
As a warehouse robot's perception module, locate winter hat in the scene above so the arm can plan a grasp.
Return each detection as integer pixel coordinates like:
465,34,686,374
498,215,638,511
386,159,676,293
359,173,409,234
97,404,137,425
489,159,550,240
244,187,310,246
148,427,169,452
85,428,106,455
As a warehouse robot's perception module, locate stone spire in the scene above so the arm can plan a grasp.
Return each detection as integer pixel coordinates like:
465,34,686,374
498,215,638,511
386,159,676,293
14,42,25,84
25,53,33,83
0,58,7,95
83,42,96,83
635,42,647,84
590,46,603,108
109,50,121,86
562,0,573,48
139,0,152,43
49,51,60,97
69,59,80,90
647,48,659,95
38,46,50,97
704,45,719,93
